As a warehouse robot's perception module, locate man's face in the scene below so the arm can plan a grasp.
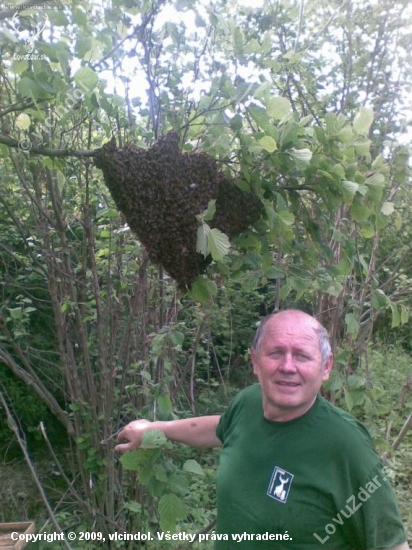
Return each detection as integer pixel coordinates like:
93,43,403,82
251,312,333,422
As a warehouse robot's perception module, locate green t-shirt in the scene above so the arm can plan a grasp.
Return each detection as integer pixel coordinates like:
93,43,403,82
215,384,406,549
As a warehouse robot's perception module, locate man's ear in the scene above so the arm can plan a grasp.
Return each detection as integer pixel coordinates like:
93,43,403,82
251,347,259,376
322,354,334,382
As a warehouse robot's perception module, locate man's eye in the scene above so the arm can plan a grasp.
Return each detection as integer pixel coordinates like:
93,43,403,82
296,353,309,360
271,351,282,358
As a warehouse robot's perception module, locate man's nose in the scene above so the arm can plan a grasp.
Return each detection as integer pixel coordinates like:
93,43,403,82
279,353,297,372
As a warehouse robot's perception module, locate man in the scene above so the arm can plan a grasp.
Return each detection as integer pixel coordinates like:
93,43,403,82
116,310,410,549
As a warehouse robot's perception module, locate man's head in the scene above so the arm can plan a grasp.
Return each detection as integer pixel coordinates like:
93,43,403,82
251,310,333,422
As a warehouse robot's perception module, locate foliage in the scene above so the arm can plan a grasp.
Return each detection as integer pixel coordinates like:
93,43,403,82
0,0,411,545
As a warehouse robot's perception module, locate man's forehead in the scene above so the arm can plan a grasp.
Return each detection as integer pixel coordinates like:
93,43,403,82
266,311,321,333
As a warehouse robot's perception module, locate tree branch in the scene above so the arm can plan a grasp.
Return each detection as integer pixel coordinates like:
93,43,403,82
0,132,96,157
0,347,75,436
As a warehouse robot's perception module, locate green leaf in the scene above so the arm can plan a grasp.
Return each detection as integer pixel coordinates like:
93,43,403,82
364,396,373,415
371,289,388,310
16,113,31,130
76,36,92,59
120,450,141,471
265,266,284,279
232,26,245,56
353,107,374,136
183,459,204,476
157,395,173,420
196,223,210,258
18,77,52,99
153,463,168,482
380,202,394,216
168,473,190,496
248,104,271,132
169,330,184,347
347,374,366,389
259,136,277,153
360,225,375,239
327,371,345,391
74,67,99,92
209,228,230,261
353,139,371,156
140,429,167,449
390,302,401,328
124,501,142,513
229,113,243,131
8,307,22,320
279,283,292,300
201,199,216,222
266,96,291,119
342,180,359,196
288,148,312,164
336,126,354,143
344,388,354,411
366,172,385,187
253,80,271,99
277,211,295,226
351,200,370,223
159,493,188,531
345,313,359,337
189,277,217,303
326,281,342,297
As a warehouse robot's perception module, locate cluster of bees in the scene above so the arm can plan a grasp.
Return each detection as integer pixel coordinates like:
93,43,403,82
94,132,262,289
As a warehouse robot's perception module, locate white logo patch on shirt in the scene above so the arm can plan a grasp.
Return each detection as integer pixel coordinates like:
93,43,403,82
267,466,294,504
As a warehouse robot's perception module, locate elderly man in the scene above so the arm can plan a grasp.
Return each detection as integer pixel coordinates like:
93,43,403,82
116,310,410,549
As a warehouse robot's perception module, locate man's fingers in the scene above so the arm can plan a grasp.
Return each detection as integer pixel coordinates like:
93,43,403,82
114,442,132,453
116,428,128,442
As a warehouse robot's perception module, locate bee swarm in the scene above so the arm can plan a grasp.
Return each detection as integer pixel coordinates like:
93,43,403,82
94,132,262,289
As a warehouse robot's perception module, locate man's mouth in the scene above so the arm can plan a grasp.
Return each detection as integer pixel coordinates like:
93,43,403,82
276,381,300,387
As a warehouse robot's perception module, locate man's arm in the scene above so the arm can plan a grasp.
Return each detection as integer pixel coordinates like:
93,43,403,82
114,415,222,453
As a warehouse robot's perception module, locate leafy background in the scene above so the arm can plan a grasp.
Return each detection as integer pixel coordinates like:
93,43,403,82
0,0,411,546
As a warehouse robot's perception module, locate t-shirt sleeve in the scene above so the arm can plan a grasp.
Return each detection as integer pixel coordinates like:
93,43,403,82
346,462,407,549
216,400,233,444
328,419,408,549
215,387,248,444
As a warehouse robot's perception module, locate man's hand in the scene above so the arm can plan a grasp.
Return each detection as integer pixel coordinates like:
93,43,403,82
115,416,222,453
115,419,153,453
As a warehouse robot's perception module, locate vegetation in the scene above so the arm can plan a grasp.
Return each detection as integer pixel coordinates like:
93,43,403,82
0,0,411,546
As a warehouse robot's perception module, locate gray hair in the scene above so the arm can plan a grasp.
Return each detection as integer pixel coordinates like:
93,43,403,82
252,311,332,367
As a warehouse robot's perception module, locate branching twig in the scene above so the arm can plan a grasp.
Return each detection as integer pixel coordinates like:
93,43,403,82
190,518,217,544
392,410,412,453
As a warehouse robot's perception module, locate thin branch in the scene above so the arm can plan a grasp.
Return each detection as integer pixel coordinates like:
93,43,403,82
294,0,304,53
0,347,75,436
0,132,95,157
0,100,35,117
92,0,164,71
392,410,412,453
302,0,351,54
0,387,73,550
173,314,209,400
